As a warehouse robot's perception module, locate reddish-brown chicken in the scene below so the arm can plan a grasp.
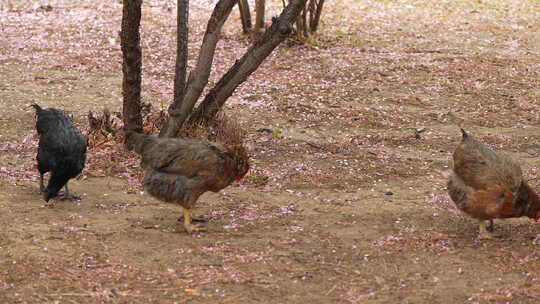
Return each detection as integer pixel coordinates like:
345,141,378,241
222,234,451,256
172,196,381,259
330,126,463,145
125,131,249,233
448,129,540,239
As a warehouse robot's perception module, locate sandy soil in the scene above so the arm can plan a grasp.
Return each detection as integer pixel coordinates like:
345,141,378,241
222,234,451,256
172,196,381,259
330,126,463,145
1,0,540,303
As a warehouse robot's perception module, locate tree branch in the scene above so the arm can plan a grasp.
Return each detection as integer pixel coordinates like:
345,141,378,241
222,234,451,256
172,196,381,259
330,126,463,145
189,0,308,124
237,0,252,34
160,0,189,137
161,0,237,138
310,0,325,33
254,0,266,39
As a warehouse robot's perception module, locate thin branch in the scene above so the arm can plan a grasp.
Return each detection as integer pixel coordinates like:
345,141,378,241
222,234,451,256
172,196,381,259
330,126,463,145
302,3,308,37
161,0,237,137
237,0,252,34
173,0,189,109
310,0,324,32
308,0,316,29
160,0,189,137
190,0,309,124
254,0,266,39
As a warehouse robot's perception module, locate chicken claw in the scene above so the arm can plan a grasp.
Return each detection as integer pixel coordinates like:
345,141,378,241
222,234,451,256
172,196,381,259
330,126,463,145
478,220,500,240
486,219,494,232
184,224,207,234
58,184,81,201
39,174,45,193
182,208,207,234
177,216,207,223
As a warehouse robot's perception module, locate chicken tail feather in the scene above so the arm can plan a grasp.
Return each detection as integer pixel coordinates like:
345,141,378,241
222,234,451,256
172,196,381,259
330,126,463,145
460,128,468,139
30,103,43,114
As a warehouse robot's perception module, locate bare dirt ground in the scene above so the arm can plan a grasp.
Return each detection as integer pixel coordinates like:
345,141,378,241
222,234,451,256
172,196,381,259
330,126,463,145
1,0,540,303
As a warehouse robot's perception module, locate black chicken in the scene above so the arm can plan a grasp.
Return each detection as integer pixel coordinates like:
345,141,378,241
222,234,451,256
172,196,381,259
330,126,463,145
31,103,87,202
125,131,249,233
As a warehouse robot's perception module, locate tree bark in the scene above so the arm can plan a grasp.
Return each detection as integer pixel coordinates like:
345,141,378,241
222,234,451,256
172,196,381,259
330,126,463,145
253,0,265,40
301,4,308,37
159,0,189,137
308,0,315,31
295,4,307,40
309,0,324,33
121,0,143,134
189,0,309,125
237,0,252,34
160,0,237,138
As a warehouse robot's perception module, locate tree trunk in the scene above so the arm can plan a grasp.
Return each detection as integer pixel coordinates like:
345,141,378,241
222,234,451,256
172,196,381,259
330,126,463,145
253,0,265,40
237,0,252,34
160,0,237,138
121,0,143,135
308,0,316,31
309,0,324,33
159,0,189,137
189,0,309,125
295,4,307,41
301,4,308,37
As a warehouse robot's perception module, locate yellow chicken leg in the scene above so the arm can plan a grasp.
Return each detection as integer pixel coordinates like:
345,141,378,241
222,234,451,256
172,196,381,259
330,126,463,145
487,219,494,232
478,220,498,239
182,207,207,234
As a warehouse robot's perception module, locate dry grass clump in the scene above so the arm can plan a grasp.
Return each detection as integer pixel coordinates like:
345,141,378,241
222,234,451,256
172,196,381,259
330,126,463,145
179,112,246,148
86,105,245,147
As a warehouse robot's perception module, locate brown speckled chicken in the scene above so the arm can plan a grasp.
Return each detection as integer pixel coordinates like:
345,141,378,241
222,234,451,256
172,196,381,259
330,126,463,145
448,129,540,239
125,131,249,233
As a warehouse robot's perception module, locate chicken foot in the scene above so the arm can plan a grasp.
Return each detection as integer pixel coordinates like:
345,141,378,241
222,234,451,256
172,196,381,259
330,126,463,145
182,207,207,233
177,215,207,223
38,176,79,201
487,219,494,232
39,173,45,193
478,220,500,239
59,183,81,201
